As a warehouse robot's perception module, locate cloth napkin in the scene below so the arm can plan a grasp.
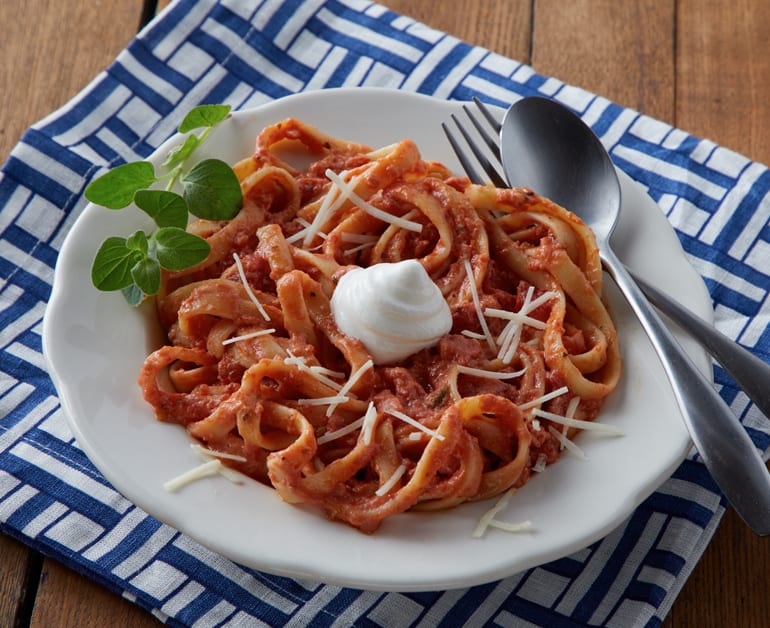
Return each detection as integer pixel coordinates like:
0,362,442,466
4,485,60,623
2,0,769,625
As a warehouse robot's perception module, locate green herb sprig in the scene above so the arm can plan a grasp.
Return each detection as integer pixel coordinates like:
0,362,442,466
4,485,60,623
85,104,243,305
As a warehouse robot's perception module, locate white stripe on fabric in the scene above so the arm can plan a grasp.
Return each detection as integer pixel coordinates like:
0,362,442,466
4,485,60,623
45,510,105,552
22,501,68,538
316,8,423,63
587,513,667,625
129,560,188,601
704,162,768,249
172,534,300,614
82,507,150,561
613,144,728,201
0,483,39,521
273,0,327,51
112,525,179,579
9,441,131,513
0,470,22,500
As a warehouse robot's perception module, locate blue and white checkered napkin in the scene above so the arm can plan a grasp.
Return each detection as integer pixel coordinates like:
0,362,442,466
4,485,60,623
2,0,769,625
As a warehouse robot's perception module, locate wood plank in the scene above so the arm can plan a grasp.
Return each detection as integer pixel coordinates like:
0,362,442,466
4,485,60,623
381,0,532,62
0,535,40,627
677,0,770,165
532,0,675,121
0,0,151,625
0,0,145,160
31,561,160,627
667,1,770,625
667,506,770,626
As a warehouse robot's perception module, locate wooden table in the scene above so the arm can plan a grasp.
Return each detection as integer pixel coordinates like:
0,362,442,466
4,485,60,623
2,1,768,625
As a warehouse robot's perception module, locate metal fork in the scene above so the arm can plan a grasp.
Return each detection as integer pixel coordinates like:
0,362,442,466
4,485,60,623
442,97,770,426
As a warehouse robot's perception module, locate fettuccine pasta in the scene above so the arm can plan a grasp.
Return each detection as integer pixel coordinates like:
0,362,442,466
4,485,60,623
139,118,621,533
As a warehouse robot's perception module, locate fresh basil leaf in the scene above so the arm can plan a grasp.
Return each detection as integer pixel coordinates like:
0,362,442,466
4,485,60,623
182,158,243,220
134,189,189,229
178,104,231,133
121,283,145,306
154,227,211,270
85,161,157,209
162,134,200,170
91,236,142,291
131,256,161,296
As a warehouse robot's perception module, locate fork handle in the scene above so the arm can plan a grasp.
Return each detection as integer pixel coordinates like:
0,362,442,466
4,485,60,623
603,247,770,535
631,270,770,420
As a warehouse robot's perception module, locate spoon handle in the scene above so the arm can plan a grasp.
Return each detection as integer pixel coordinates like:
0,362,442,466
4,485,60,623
631,270,770,420
603,248,770,535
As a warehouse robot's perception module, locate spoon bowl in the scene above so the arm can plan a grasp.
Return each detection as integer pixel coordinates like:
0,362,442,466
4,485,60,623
499,96,770,535
500,96,621,242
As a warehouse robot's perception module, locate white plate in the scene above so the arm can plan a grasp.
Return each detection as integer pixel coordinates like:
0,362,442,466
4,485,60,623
43,88,712,591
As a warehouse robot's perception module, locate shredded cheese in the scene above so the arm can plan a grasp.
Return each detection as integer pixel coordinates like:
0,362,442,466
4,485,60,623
456,364,527,380
302,168,353,246
324,169,423,233
317,416,366,445
473,489,513,537
190,444,247,462
485,307,548,330
163,460,223,492
286,217,327,244
222,328,276,345
232,252,270,321
361,402,378,445
388,409,446,442
518,386,569,411
326,359,373,416
285,351,344,391
464,259,496,352
316,402,378,445
487,519,533,533
532,453,548,472
548,425,588,459
297,395,350,407
532,408,624,436
375,462,408,496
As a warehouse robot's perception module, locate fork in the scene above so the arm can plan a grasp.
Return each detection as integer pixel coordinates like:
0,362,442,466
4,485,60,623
442,98,770,424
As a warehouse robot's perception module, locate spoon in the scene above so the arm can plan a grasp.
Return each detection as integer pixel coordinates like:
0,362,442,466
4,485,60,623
499,95,770,535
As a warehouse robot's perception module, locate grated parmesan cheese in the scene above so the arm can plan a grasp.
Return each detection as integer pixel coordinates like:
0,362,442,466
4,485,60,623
232,252,270,321
532,408,624,436
222,328,276,346
464,259,497,352
285,351,344,391
456,364,527,380
375,462,408,496
326,359,373,416
324,168,423,234
163,459,223,492
518,386,569,411
548,425,588,460
388,409,446,442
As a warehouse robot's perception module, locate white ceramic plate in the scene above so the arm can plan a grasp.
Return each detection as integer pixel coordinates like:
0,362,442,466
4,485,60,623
43,88,712,591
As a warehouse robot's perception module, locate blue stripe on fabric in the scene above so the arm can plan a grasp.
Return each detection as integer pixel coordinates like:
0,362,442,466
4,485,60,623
1,157,76,209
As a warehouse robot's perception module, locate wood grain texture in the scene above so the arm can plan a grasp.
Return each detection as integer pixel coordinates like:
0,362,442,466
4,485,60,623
1,1,769,626
532,0,675,121
677,0,770,165
377,0,532,63
31,561,160,627
0,536,39,628
0,0,143,159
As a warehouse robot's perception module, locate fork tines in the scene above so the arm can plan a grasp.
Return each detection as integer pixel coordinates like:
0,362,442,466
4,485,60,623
442,97,508,188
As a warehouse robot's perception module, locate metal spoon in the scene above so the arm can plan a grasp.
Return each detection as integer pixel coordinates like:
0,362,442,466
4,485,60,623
499,95,770,535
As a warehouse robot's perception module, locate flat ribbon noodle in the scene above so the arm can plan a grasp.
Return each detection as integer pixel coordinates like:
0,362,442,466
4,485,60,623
139,118,621,533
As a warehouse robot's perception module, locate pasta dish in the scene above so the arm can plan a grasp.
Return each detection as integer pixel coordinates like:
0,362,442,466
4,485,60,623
138,118,621,533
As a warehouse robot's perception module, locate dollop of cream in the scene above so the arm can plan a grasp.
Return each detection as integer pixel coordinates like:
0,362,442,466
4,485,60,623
330,259,453,364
